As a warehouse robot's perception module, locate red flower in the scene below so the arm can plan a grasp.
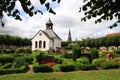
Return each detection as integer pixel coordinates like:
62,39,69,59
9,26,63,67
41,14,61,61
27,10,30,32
40,60,46,64
47,62,56,67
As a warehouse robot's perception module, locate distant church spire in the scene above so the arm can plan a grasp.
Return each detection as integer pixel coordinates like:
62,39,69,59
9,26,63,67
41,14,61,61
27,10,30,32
67,29,72,41
46,16,53,30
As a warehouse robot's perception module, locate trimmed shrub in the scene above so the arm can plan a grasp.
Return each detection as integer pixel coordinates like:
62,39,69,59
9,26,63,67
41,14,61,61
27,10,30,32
35,51,45,63
23,55,34,64
62,52,72,58
115,50,120,54
24,48,32,53
13,57,28,68
100,61,120,69
53,64,61,72
55,58,62,64
72,47,82,61
0,63,12,69
77,63,97,70
90,48,99,61
0,55,14,65
92,58,105,67
0,65,28,75
76,57,90,64
15,48,32,54
1,49,6,54
33,64,53,73
60,64,76,72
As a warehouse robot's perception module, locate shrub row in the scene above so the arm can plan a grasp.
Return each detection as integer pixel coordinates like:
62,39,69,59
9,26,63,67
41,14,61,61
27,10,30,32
76,57,90,64
0,55,14,65
76,63,97,70
100,61,120,69
0,65,28,75
0,63,12,69
0,49,15,54
15,48,32,54
59,64,76,72
92,59,105,67
33,63,53,73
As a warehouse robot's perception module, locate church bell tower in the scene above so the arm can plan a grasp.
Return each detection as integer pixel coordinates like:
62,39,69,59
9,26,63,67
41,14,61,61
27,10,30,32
46,17,53,30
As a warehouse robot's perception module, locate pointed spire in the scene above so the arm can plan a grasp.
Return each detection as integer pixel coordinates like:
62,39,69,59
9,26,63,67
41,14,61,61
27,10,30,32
67,29,72,41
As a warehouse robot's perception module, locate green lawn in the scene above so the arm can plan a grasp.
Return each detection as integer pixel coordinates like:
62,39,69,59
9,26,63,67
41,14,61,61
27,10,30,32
0,69,120,80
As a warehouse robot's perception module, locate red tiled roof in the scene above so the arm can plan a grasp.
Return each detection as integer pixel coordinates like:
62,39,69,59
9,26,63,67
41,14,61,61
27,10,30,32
106,32,120,37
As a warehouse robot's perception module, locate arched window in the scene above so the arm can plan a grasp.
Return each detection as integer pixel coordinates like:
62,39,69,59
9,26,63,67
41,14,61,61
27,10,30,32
35,41,37,48
43,41,46,48
39,41,42,48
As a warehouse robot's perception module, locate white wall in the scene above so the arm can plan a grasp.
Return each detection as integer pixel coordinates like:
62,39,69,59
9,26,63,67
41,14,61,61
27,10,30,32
31,31,50,51
54,39,62,50
31,30,62,51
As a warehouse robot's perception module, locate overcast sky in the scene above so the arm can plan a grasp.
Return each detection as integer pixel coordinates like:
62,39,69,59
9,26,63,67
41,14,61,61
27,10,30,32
0,0,120,41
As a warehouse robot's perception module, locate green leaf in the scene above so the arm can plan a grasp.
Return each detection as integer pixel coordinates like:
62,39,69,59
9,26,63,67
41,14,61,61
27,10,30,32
58,0,61,3
29,12,33,16
1,21,4,27
27,0,31,6
30,6,34,11
15,15,21,20
45,3,50,10
49,8,56,15
86,2,91,7
37,10,43,15
82,6,87,11
95,21,97,24
97,19,101,22
87,15,91,19
39,0,46,5
52,0,56,1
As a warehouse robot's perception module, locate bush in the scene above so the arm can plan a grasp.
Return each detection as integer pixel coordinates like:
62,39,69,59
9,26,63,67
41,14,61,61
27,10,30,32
0,49,15,54
0,49,6,54
15,48,32,54
35,51,45,63
0,63,12,69
80,54,91,63
33,64,53,73
13,57,28,68
72,47,82,61
76,57,90,64
55,58,62,64
0,55,14,65
90,48,99,61
100,61,120,69
23,55,34,64
62,52,72,58
0,65,28,75
115,50,120,54
53,64,61,71
77,63,97,70
92,58,105,67
60,64,76,72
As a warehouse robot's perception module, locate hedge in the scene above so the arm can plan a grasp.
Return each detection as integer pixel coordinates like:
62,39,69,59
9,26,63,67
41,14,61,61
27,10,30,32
0,65,28,75
0,55,14,65
100,61,120,69
0,63,12,69
33,64,53,73
76,57,90,64
92,58,105,67
77,63,97,70
60,64,76,72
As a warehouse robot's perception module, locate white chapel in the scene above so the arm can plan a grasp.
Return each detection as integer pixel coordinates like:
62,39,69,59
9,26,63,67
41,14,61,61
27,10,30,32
31,18,62,51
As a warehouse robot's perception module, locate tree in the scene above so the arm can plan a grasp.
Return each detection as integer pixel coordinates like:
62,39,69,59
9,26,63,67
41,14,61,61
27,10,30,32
80,0,120,28
0,0,61,27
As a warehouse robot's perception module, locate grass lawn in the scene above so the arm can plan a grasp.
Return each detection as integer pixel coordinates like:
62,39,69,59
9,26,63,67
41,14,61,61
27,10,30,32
0,69,120,80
